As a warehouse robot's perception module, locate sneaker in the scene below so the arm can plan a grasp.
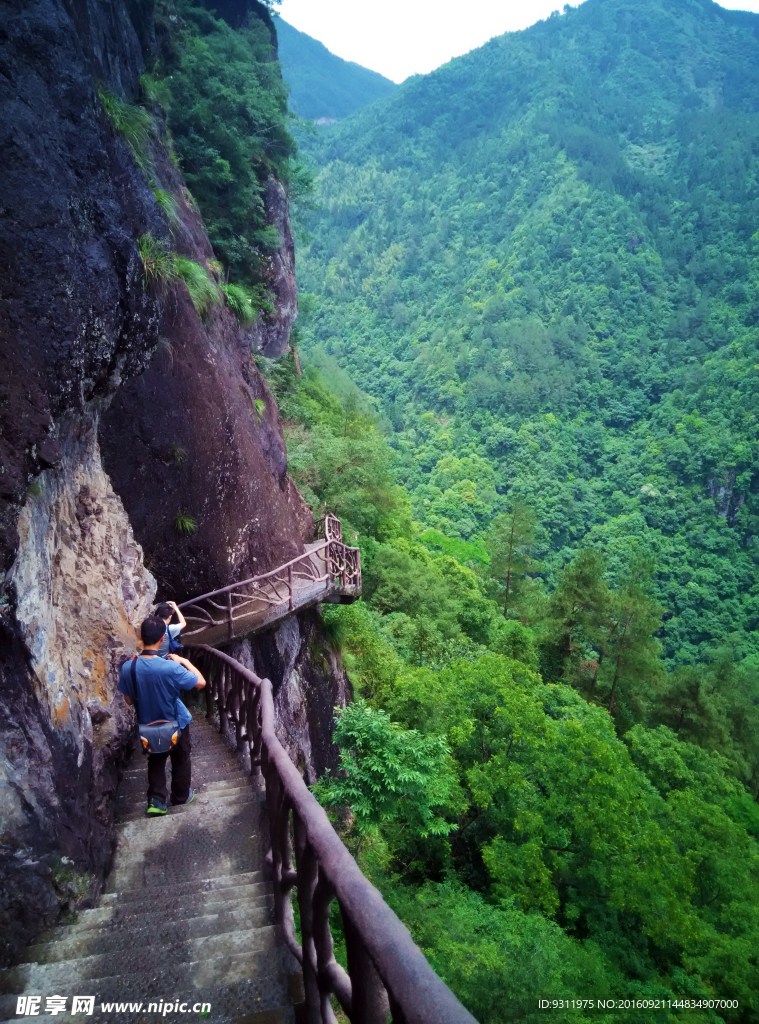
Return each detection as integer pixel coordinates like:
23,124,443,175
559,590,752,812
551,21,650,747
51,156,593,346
146,799,168,816
170,787,195,807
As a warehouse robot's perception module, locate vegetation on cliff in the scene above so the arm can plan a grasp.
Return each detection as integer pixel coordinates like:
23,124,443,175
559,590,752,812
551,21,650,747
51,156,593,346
149,0,296,301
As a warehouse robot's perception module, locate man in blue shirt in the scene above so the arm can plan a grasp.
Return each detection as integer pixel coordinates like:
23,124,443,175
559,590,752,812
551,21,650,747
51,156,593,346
119,615,206,816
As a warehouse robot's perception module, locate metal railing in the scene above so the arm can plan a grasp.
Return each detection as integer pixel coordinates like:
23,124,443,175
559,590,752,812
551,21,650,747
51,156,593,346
189,644,477,1024
178,515,360,644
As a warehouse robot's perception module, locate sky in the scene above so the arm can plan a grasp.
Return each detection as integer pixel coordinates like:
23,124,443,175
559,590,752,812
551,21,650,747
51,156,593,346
277,0,759,83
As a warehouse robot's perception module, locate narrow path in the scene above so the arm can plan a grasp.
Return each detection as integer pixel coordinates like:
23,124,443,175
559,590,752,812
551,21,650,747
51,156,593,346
0,717,300,1023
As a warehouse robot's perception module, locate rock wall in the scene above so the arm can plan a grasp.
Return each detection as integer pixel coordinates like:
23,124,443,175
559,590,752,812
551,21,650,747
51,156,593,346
1,416,154,962
0,0,345,965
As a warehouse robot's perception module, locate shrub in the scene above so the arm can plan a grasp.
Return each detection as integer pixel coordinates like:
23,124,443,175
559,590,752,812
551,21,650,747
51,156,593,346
222,282,257,324
98,86,152,170
174,511,198,535
254,398,266,422
137,233,176,289
174,257,221,317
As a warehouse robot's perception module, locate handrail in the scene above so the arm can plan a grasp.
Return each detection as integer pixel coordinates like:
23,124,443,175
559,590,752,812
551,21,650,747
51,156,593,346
190,644,478,1024
176,516,361,644
179,541,331,606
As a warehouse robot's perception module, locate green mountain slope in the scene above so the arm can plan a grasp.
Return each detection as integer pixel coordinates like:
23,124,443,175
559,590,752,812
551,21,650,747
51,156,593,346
276,18,396,121
296,0,759,666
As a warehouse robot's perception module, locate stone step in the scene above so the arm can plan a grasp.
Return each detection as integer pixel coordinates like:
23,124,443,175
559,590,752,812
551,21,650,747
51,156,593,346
38,888,273,940
0,926,279,990
100,871,265,904
120,754,241,778
118,777,255,797
116,789,261,823
119,764,244,786
22,905,275,964
0,947,299,1023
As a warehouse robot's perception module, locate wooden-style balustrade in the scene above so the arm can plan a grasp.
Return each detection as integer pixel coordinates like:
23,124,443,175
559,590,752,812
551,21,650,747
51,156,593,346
177,514,361,647
189,644,478,1024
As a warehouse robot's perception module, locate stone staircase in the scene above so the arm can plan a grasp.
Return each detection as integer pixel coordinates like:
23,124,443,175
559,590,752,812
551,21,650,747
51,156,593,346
0,716,301,1023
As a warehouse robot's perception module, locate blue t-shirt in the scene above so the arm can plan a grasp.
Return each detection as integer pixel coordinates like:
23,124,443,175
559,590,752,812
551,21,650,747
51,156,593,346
118,653,198,729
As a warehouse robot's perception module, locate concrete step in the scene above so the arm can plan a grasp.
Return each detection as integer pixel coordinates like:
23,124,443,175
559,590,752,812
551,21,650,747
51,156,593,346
0,926,279,990
100,871,265,904
118,777,255,797
4,712,295,1023
0,947,299,1022
38,888,273,940
22,905,275,964
116,789,261,823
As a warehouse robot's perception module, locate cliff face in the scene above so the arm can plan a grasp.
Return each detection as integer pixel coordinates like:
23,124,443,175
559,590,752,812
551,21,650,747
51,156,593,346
0,0,339,965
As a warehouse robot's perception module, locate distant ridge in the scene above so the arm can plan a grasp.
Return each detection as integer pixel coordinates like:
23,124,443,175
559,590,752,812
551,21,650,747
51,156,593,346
276,18,396,121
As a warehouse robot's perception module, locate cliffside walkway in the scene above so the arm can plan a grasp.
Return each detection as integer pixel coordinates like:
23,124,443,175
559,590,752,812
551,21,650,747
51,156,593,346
1,515,476,1024
0,715,300,1023
176,515,361,648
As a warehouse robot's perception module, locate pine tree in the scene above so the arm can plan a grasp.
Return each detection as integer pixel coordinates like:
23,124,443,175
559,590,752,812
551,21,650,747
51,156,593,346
486,498,536,620
539,548,609,685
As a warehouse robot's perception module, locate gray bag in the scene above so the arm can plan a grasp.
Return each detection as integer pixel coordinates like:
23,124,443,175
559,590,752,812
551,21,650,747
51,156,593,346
139,719,180,755
130,658,180,755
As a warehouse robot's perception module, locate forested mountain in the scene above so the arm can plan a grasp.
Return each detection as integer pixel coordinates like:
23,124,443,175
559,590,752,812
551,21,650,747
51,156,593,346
276,18,396,120
81,0,759,1015
270,1,759,1016
296,0,759,669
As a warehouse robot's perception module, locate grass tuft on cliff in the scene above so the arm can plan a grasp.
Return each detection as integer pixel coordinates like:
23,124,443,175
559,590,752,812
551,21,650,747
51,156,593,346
150,184,180,229
174,257,221,318
137,233,176,289
174,511,198,536
222,283,257,324
98,87,153,171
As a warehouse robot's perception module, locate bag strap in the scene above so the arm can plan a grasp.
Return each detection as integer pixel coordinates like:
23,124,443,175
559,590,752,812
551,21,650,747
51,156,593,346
130,656,141,723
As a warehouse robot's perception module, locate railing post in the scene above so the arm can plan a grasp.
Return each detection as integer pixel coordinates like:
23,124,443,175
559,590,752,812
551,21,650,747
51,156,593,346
218,664,227,735
288,563,294,612
294,816,322,1024
234,671,245,751
342,908,390,1024
205,660,213,720
248,685,262,777
227,590,234,639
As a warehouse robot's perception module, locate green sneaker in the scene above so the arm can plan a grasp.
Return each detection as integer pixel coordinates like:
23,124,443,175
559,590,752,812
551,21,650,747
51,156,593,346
147,799,168,816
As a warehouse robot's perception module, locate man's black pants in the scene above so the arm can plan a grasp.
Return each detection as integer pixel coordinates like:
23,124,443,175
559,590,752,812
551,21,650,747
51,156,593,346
147,725,192,805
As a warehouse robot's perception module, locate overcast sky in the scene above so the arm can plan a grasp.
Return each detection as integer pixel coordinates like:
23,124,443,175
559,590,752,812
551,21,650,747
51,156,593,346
277,0,759,83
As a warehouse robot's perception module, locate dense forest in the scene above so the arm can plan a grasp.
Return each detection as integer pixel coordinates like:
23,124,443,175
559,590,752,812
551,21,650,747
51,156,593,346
148,0,759,1019
282,0,759,1018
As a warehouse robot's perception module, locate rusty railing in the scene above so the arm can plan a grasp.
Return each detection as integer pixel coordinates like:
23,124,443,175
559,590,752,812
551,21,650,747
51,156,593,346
189,644,477,1024
177,514,361,644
